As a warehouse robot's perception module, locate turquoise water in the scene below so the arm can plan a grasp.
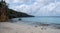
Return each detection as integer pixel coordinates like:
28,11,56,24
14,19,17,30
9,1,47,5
21,16,60,24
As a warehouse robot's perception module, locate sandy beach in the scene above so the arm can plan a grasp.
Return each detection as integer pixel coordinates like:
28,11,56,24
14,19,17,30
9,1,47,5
0,22,60,33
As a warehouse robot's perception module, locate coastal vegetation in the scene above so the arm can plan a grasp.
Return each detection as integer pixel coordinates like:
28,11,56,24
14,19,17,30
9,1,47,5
0,0,34,22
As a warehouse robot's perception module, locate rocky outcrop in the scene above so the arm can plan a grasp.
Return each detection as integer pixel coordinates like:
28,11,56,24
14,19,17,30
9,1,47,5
0,0,9,22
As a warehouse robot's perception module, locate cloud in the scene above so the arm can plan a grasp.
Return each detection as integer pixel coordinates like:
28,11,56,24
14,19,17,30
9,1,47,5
5,0,35,4
35,2,60,16
5,0,60,16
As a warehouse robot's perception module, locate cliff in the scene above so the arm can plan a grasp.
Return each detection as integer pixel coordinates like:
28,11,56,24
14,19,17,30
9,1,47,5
0,0,9,22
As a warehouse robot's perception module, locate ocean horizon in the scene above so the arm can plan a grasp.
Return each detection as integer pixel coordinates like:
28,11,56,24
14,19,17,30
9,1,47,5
11,16,60,24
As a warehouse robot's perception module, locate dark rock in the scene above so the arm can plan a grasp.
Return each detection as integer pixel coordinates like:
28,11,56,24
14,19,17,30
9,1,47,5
19,19,21,20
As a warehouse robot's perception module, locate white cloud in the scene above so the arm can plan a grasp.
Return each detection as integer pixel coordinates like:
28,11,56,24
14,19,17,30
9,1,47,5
5,0,34,4
5,0,60,16
34,2,60,16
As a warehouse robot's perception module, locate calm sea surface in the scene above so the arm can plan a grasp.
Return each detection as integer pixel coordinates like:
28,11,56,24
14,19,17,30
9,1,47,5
11,16,60,24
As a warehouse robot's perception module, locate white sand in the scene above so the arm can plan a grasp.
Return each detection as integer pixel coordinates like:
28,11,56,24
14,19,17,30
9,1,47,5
0,22,60,33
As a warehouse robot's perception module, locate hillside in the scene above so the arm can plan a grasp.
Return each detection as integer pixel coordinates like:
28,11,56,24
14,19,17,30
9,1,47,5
0,0,34,22
8,9,34,19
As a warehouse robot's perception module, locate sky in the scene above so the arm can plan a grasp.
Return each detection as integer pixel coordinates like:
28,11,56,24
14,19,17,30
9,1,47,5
3,0,60,16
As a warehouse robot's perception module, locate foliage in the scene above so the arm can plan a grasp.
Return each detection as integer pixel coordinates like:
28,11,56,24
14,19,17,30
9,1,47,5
0,0,34,21
8,9,34,19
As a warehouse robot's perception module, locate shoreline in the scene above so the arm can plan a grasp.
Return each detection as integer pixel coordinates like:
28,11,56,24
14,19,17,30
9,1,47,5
0,22,60,33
